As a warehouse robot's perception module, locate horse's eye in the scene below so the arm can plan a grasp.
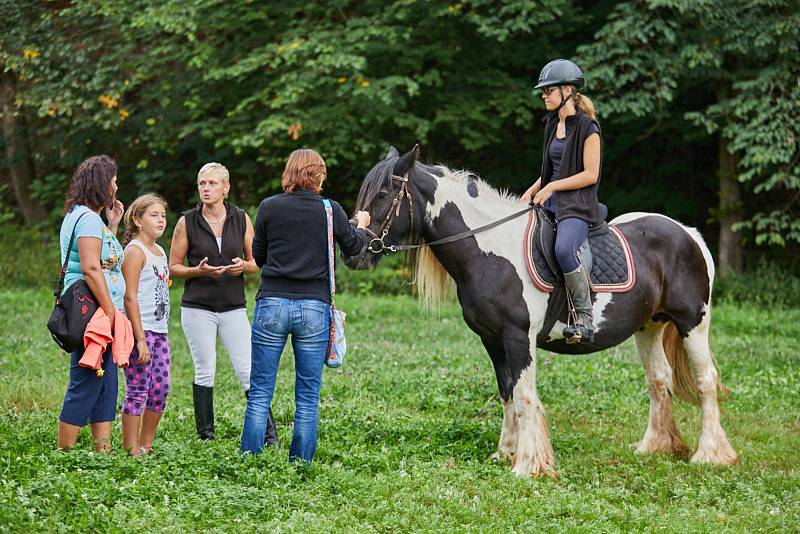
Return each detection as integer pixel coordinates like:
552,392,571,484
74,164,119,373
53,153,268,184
377,191,388,200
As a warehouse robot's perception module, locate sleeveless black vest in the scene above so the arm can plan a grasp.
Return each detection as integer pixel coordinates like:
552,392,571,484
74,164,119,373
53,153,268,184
540,109,605,226
181,201,246,312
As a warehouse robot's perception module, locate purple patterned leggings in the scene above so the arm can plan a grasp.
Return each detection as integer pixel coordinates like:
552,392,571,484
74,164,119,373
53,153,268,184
122,331,171,416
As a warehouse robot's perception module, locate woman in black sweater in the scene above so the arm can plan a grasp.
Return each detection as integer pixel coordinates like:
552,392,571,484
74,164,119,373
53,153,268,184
241,149,370,462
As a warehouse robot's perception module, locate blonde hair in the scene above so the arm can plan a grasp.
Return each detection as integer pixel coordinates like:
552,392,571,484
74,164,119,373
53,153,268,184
282,148,327,193
572,91,597,120
197,162,230,183
123,193,168,246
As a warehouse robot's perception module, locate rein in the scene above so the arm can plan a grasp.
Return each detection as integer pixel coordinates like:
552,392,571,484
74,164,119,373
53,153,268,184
362,173,536,254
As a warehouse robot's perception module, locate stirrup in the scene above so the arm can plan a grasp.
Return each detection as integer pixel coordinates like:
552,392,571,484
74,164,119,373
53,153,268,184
563,324,594,344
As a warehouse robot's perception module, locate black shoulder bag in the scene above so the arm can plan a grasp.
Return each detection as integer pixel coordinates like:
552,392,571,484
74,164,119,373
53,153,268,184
47,212,99,353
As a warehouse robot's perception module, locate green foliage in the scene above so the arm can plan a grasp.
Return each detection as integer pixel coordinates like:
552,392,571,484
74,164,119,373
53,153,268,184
577,0,800,246
713,258,800,309
0,223,59,290
2,0,575,218
2,0,799,265
1,289,799,530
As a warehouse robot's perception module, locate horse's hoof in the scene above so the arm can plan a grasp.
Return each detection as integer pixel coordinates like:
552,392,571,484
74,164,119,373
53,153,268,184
490,450,514,464
512,465,558,479
691,445,738,466
511,459,557,478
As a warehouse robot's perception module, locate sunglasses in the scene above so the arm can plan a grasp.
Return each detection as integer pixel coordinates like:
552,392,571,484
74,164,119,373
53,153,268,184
541,86,560,96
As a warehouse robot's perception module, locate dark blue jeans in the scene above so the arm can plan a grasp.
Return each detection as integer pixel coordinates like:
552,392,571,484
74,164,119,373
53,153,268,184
241,297,330,462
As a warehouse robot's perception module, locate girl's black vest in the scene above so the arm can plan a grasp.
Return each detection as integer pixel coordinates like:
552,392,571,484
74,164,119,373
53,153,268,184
540,109,605,226
181,201,246,312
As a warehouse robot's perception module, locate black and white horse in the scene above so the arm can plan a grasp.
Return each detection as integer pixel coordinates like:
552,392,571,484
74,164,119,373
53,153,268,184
342,146,737,477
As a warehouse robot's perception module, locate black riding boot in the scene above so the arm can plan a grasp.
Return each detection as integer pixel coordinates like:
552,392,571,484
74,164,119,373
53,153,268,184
563,265,595,344
245,389,280,447
193,383,215,440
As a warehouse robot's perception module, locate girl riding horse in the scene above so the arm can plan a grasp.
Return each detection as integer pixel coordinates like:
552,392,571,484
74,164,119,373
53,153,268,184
522,59,602,345
344,145,737,477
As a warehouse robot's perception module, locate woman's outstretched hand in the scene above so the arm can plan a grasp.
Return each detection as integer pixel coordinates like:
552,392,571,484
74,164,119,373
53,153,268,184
355,211,371,230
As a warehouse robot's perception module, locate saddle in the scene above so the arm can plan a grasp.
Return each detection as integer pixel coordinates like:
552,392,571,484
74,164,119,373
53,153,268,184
524,207,636,343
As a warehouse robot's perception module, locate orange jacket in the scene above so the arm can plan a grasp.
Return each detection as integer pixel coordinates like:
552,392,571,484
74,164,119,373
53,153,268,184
79,308,133,370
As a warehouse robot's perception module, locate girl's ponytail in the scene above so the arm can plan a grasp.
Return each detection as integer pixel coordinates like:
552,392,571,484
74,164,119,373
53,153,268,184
573,92,597,120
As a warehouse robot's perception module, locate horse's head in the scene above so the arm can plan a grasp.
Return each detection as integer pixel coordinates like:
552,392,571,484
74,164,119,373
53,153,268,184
342,145,434,270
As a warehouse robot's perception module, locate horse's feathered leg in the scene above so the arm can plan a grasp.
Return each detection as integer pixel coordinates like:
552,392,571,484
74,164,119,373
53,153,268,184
680,316,738,465
483,339,518,463
505,329,556,477
634,322,689,456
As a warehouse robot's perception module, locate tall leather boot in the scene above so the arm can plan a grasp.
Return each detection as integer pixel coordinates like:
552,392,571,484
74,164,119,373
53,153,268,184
245,389,280,447
563,265,595,344
193,383,215,440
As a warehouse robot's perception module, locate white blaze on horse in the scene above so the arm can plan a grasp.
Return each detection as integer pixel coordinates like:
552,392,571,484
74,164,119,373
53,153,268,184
342,146,737,477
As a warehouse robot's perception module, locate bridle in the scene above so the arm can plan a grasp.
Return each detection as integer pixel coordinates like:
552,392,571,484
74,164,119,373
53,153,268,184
359,172,536,255
361,173,414,254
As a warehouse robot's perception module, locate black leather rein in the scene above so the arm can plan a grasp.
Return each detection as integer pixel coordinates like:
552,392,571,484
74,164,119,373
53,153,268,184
363,174,536,254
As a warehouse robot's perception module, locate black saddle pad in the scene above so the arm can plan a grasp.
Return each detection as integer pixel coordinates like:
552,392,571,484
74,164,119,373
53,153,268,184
524,209,635,293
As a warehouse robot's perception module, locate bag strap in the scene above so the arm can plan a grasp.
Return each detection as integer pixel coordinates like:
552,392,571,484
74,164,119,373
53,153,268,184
322,199,336,303
55,211,89,300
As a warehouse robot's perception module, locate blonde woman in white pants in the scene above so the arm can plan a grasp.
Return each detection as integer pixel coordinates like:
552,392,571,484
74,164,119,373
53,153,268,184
169,163,279,444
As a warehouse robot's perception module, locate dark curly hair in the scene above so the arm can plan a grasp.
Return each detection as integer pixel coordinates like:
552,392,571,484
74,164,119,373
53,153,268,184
63,155,118,214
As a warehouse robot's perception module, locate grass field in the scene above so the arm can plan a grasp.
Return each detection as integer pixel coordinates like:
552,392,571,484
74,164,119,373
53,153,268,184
1,287,798,532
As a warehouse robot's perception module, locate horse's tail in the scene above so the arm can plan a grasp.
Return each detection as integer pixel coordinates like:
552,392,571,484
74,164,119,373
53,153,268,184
661,221,730,406
661,322,701,405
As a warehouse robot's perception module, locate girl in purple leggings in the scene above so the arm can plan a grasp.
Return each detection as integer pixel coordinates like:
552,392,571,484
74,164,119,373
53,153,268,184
121,194,172,455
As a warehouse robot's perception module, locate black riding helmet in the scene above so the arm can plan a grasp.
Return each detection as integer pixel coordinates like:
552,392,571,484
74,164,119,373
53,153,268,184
535,59,584,90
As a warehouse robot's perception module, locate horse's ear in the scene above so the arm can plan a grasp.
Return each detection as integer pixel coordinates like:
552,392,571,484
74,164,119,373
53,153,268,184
386,146,399,159
393,144,420,177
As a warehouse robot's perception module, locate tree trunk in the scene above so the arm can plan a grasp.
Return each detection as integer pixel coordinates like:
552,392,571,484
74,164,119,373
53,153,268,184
0,72,47,224
717,135,743,277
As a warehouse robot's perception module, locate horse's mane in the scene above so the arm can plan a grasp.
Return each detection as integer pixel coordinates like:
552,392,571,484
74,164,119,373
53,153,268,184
357,150,519,212
430,165,521,206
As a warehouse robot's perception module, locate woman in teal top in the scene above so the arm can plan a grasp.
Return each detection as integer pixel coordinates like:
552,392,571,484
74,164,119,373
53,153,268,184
58,155,126,452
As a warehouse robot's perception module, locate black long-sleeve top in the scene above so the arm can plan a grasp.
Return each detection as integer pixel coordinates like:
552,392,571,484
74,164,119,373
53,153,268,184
253,189,366,303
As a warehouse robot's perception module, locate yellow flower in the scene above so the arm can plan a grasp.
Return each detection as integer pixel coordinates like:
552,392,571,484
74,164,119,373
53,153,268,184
288,122,302,140
98,94,118,109
146,117,156,126
96,368,105,378
360,80,370,88
119,108,129,120
22,49,40,59
337,77,347,84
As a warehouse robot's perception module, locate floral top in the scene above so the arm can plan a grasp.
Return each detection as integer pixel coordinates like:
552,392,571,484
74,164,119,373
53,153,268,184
60,205,125,309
